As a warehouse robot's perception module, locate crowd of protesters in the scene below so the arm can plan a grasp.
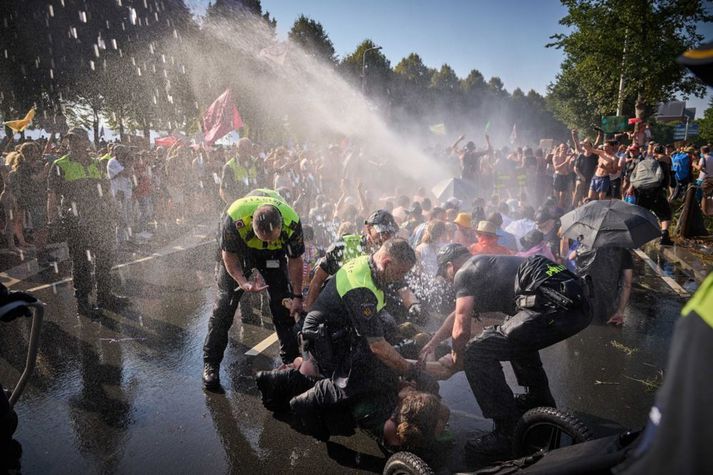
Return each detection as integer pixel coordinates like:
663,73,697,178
0,127,711,316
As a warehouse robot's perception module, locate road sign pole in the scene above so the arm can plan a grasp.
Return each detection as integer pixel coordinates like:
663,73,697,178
684,116,689,141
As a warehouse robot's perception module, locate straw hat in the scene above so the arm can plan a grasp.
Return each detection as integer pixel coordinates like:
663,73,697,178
475,220,497,235
453,213,472,228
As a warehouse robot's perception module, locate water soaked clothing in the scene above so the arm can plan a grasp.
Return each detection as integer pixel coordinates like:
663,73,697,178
303,255,399,397
203,195,305,365
455,255,591,425
47,154,115,300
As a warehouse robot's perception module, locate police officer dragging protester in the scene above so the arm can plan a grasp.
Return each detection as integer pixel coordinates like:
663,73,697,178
203,193,305,390
46,127,128,316
257,239,427,437
421,244,591,456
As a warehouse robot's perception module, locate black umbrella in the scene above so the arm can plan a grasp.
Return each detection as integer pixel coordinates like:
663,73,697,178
559,200,661,249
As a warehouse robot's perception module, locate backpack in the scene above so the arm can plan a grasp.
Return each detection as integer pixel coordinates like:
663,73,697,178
630,156,663,190
671,152,691,181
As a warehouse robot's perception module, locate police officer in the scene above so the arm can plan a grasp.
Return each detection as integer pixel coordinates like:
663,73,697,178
304,209,398,309
202,193,305,389
46,127,127,316
422,244,591,456
296,239,420,403
304,210,425,322
219,138,259,205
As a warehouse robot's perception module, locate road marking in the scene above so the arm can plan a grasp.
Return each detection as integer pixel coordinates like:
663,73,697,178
633,249,690,297
24,240,213,293
245,332,278,356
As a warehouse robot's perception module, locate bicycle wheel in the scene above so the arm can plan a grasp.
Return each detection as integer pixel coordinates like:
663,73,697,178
512,407,593,457
383,451,435,475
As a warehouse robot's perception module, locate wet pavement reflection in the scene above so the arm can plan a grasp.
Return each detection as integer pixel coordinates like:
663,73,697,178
0,239,685,473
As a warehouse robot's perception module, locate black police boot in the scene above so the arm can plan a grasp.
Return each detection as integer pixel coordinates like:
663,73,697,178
465,419,515,457
77,298,99,317
256,369,313,412
97,293,130,312
203,362,220,390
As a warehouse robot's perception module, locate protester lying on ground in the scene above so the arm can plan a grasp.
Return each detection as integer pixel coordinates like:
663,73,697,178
257,358,450,451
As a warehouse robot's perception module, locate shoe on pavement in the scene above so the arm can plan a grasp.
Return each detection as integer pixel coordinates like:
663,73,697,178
77,298,99,317
203,363,221,390
465,429,513,456
97,293,130,311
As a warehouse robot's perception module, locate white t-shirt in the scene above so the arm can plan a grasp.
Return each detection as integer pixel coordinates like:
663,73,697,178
699,154,713,180
107,157,132,199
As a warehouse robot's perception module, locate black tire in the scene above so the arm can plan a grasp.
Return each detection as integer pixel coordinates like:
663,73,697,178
383,451,435,475
512,407,593,458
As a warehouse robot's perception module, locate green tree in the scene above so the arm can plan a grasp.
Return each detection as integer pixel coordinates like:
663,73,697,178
288,15,336,64
548,0,711,127
340,39,391,96
699,98,713,144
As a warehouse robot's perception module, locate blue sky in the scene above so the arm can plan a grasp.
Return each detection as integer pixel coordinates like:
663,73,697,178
190,0,712,117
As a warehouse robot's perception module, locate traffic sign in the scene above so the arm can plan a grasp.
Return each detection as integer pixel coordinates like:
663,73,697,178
673,123,699,140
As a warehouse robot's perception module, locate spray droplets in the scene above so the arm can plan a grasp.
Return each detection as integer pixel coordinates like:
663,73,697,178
129,7,138,25
70,26,78,39
79,11,87,23
48,5,54,17
71,201,78,217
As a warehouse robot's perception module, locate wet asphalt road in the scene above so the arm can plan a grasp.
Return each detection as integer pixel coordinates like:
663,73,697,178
0,230,688,473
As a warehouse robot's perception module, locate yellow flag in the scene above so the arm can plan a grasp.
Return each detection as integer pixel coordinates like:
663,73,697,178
3,107,36,133
430,123,446,135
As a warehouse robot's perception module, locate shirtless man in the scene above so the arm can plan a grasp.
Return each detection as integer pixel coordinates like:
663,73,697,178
588,141,618,200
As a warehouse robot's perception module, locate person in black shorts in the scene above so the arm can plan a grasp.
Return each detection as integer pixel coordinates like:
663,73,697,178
421,244,591,457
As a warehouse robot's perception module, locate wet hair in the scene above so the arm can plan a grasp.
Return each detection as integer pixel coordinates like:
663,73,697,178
421,221,446,244
5,151,24,172
17,142,40,161
396,392,442,448
382,238,417,267
253,205,282,237
396,195,410,208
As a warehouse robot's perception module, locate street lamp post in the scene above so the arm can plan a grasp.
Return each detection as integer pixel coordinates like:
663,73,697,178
361,46,382,95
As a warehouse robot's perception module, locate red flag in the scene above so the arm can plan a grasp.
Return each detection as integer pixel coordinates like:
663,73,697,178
155,135,178,147
202,89,244,145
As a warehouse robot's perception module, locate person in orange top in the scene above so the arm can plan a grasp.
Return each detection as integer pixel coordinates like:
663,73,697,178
469,221,513,256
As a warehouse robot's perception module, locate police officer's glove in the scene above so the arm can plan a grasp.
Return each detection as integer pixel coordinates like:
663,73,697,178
408,303,429,325
0,291,38,322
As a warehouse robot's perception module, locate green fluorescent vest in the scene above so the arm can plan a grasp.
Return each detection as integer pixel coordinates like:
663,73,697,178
248,188,284,201
341,234,366,263
335,255,385,311
226,157,257,184
54,155,103,181
682,272,713,328
226,195,299,251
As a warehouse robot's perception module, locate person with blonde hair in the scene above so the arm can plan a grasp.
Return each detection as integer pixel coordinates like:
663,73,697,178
415,220,447,277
